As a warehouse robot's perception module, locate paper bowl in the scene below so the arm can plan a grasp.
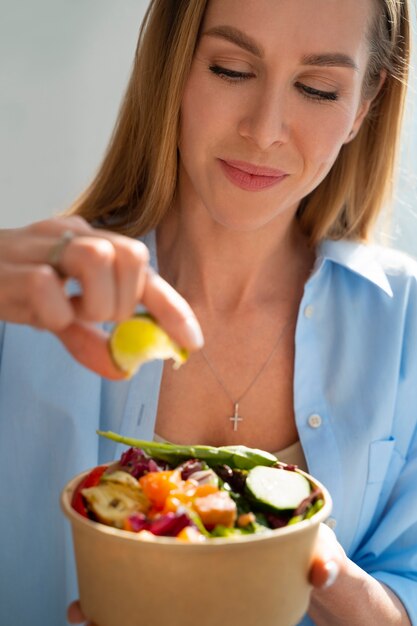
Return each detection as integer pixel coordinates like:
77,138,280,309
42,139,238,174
61,465,332,626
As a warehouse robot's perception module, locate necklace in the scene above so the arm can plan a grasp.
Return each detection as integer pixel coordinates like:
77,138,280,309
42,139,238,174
201,319,292,431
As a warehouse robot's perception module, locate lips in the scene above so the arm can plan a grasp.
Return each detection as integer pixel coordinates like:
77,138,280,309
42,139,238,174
219,159,288,191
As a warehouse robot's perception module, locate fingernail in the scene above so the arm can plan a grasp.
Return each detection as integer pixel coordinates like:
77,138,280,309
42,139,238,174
322,560,339,589
182,317,204,349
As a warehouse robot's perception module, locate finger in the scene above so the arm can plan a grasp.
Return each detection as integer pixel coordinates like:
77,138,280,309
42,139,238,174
98,235,150,321
309,559,340,589
28,265,75,330
44,230,149,321
26,215,94,238
56,321,127,379
0,232,71,266
309,523,343,589
2,228,118,321
59,237,117,321
141,269,204,351
0,262,74,331
59,233,204,351
67,600,86,624
0,216,93,265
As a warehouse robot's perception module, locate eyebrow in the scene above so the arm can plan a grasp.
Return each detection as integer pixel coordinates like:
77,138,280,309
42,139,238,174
301,53,359,71
203,25,264,58
202,25,359,71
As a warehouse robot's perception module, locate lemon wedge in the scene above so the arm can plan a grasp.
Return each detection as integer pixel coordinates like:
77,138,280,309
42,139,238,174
109,313,189,377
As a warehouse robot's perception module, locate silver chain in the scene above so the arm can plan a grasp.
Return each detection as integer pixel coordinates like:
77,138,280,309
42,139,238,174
200,319,293,407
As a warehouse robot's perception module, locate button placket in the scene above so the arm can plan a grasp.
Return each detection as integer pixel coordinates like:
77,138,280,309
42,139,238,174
294,270,345,543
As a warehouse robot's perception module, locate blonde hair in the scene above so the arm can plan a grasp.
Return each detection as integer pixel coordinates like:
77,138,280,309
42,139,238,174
299,0,411,243
71,0,411,245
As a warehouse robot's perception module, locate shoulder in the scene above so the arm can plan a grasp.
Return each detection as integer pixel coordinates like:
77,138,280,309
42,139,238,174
317,239,417,301
371,244,417,280
370,245,417,309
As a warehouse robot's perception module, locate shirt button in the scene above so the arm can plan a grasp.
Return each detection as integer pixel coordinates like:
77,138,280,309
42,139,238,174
326,517,337,530
304,304,314,319
308,413,322,429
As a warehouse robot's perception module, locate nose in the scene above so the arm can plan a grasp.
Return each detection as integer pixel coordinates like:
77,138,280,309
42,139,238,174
238,84,290,150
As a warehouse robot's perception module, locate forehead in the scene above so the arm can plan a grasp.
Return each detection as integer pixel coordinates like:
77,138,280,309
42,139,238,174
202,0,375,68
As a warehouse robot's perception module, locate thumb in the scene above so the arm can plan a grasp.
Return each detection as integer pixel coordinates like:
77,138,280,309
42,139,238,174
309,559,340,589
309,523,344,589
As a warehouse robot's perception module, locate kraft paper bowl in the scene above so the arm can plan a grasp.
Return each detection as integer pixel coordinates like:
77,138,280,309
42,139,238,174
61,465,332,626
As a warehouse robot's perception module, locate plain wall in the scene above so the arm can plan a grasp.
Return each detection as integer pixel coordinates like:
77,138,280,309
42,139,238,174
0,0,147,226
1,0,416,256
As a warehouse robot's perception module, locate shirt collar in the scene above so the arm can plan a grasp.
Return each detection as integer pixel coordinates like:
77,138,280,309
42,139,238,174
316,239,393,297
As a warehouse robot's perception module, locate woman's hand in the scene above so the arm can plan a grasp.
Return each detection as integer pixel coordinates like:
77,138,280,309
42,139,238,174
308,524,410,625
308,522,344,590
0,217,203,377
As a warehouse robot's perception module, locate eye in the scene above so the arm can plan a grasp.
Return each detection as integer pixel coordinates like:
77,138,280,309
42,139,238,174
209,64,255,83
296,82,339,103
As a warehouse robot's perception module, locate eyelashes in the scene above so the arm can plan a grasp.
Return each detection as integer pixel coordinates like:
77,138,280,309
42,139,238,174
208,64,339,103
295,83,338,102
209,64,253,82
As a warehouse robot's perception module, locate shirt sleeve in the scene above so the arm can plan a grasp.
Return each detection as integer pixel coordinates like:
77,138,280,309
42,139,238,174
0,321,5,361
354,427,417,623
353,275,417,625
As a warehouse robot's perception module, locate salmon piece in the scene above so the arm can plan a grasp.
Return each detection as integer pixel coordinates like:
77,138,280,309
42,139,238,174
237,512,256,528
193,491,237,529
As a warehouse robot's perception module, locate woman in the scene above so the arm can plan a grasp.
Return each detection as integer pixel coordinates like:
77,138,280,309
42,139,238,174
0,0,415,624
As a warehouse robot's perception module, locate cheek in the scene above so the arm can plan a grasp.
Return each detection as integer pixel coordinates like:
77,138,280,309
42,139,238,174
300,109,353,168
180,63,242,144
178,80,217,190
179,77,213,155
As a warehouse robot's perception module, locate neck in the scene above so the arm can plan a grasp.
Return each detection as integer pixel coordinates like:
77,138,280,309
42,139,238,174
157,198,314,314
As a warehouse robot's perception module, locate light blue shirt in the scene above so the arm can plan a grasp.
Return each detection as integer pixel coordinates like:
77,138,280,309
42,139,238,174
1,231,417,626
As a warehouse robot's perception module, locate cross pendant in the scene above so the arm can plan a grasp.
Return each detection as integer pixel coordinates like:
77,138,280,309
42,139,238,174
230,403,243,432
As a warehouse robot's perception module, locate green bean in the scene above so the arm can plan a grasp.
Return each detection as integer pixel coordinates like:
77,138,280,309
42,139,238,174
97,430,278,470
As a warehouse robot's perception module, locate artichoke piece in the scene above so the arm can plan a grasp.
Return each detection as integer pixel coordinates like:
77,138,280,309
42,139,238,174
188,469,219,487
101,470,140,488
82,482,150,528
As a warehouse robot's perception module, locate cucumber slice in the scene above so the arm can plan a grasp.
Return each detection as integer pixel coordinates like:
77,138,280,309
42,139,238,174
246,466,311,512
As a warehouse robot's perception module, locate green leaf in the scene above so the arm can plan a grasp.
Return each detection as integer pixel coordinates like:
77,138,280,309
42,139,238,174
305,499,324,519
210,525,251,538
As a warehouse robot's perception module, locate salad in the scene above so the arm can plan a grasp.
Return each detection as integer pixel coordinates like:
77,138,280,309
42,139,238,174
72,431,324,541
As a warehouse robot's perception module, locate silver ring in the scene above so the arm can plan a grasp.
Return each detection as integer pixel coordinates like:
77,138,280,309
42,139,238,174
48,230,75,277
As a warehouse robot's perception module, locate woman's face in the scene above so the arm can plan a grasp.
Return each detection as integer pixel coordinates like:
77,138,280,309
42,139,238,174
178,0,376,231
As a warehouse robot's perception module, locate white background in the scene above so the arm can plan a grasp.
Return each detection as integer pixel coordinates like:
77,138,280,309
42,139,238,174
0,0,416,257
0,0,148,226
